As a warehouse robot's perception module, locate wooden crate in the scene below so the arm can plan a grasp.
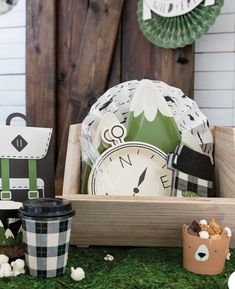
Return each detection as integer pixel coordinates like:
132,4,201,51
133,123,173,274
62,125,235,247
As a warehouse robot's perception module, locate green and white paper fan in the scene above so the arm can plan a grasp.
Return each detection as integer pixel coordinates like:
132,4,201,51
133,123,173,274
137,0,223,48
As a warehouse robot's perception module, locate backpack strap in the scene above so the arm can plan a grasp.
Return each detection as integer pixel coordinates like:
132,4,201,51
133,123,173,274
28,159,39,199
1,158,11,200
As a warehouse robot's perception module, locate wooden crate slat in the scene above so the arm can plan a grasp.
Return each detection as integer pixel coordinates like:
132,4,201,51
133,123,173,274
63,124,82,196
63,195,235,248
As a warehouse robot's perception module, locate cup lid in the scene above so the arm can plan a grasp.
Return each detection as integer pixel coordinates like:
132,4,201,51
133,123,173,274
18,198,75,219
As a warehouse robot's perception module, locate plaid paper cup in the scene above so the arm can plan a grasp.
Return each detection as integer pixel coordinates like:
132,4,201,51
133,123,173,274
19,198,75,278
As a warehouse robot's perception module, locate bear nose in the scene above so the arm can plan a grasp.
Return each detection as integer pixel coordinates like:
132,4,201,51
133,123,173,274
198,252,206,258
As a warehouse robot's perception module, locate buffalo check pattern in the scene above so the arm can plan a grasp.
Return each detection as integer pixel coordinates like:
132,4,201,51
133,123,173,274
171,170,213,197
21,217,72,278
167,145,214,197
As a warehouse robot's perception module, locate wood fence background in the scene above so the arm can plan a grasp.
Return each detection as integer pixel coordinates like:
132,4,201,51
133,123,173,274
26,0,194,194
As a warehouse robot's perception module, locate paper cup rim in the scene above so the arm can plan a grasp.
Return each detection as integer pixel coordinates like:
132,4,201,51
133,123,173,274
0,200,22,210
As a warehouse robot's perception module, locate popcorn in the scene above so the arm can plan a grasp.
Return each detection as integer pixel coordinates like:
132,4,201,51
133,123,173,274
71,267,85,282
11,259,25,276
227,249,231,260
0,263,12,278
0,255,9,266
104,254,114,262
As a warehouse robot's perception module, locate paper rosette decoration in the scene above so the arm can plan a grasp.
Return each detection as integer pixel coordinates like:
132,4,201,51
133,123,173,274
136,0,224,48
81,79,214,163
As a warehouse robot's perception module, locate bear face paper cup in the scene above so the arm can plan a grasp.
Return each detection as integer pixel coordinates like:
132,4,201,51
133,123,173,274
19,198,75,278
183,224,230,275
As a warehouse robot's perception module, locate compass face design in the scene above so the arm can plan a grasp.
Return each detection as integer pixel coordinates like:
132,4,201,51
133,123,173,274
144,0,203,17
88,142,172,197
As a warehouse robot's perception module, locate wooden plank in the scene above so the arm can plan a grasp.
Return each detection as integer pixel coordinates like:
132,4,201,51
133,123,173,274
122,0,194,97
108,24,121,87
0,75,25,90
122,0,155,81
195,34,235,53
208,14,235,34
221,0,235,13
14,0,26,11
0,91,25,105
0,10,25,28
195,52,235,72
0,59,25,75
56,0,124,195
56,0,88,167
214,127,235,197
194,90,234,108
0,27,25,43
0,105,25,124
154,45,194,97
194,71,234,90
0,43,25,59
62,194,235,248
63,124,81,196
26,0,56,128
201,108,233,126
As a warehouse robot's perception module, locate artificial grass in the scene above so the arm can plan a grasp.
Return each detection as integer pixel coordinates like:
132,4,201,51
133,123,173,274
1,246,234,289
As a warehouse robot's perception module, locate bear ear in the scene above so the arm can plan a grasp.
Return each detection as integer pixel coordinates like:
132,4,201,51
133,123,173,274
221,230,229,239
183,224,188,232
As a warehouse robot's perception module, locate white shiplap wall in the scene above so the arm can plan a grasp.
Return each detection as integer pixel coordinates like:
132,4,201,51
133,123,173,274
0,0,234,126
0,0,26,125
194,0,235,126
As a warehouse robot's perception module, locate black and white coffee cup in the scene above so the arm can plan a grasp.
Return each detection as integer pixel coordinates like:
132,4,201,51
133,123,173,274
19,198,75,278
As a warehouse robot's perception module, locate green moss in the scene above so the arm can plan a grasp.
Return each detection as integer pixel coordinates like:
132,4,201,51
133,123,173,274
1,246,234,289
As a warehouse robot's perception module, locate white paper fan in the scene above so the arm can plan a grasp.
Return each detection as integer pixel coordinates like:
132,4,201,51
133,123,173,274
81,79,213,162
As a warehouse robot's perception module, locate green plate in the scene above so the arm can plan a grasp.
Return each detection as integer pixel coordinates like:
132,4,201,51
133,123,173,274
137,0,224,48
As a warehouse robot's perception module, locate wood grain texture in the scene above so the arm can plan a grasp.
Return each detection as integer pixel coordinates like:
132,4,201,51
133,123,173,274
63,124,81,196
26,0,195,195
154,45,194,97
57,0,88,151
122,0,155,81
214,126,235,198
108,24,121,88
56,0,88,193
56,0,124,194
62,125,235,247
63,194,235,248
122,0,194,97
69,0,124,121
26,0,56,128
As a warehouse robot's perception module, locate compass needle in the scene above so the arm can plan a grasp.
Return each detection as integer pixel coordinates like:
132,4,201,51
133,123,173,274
138,167,148,187
133,167,148,195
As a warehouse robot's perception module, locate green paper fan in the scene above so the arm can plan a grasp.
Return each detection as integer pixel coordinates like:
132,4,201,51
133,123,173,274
137,0,224,48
